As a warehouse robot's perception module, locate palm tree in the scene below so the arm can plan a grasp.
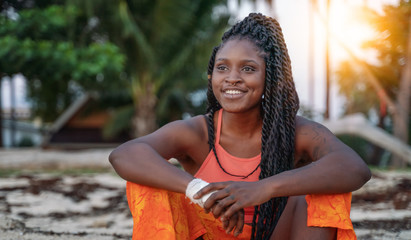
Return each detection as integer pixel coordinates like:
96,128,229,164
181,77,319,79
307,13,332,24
335,1,411,167
75,0,230,137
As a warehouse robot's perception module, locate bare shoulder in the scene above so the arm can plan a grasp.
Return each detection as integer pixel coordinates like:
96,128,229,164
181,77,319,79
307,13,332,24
295,116,334,139
295,116,345,162
141,114,208,145
136,115,209,162
183,115,209,134
170,115,208,141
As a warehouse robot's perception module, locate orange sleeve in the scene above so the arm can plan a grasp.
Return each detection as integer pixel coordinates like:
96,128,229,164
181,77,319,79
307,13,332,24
306,193,357,240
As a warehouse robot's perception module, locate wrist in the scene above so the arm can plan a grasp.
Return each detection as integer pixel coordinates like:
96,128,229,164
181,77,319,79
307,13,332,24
185,178,216,208
264,174,287,198
185,178,209,207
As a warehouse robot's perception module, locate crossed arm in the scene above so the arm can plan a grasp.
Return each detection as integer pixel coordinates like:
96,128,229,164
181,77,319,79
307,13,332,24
193,117,371,235
109,116,208,193
109,116,371,237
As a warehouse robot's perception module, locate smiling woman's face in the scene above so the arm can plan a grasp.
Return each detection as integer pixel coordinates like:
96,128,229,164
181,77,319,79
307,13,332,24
212,38,266,114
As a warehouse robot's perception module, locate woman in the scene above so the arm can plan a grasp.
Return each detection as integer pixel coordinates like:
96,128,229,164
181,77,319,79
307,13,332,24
109,13,371,240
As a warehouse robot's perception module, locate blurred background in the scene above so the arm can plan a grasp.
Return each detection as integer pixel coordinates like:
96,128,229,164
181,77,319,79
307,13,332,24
1,0,410,168
0,1,410,239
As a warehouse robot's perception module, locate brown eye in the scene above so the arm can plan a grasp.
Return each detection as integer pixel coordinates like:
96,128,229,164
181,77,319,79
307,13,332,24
242,66,255,72
216,65,228,71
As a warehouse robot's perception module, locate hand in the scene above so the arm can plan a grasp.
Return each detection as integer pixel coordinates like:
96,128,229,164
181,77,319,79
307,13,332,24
221,209,244,236
194,181,271,224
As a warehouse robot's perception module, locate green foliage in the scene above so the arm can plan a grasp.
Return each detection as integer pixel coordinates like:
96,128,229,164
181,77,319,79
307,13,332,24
335,61,379,115
335,1,410,117
74,0,230,135
0,4,125,122
335,1,411,165
338,134,371,164
1,0,231,137
17,135,34,147
102,104,134,139
0,5,72,40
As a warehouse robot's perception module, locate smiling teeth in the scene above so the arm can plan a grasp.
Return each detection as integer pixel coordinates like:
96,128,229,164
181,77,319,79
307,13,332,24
225,90,242,94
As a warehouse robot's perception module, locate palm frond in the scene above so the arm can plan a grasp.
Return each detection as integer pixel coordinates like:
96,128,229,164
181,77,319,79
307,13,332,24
103,105,134,139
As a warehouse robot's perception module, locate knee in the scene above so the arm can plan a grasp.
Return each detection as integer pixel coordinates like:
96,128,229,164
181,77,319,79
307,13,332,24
288,196,337,240
288,195,307,214
270,196,308,240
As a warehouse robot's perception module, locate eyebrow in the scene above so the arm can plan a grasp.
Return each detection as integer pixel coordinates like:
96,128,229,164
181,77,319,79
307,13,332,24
215,58,261,65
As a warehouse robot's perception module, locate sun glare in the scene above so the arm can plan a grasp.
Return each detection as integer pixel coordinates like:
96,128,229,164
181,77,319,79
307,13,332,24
328,1,377,59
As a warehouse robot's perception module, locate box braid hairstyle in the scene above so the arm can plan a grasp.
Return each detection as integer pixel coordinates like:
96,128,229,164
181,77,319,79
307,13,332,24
205,13,299,240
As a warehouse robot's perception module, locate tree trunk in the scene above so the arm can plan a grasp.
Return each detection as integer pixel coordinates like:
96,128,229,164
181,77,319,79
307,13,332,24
392,13,411,168
0,75,3,147
132,82,157,138
369,114,387,166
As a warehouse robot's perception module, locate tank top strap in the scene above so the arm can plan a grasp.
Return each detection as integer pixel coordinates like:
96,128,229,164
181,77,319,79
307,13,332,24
215,109,223,144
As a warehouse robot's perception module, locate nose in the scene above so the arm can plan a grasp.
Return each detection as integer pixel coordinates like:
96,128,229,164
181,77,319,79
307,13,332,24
225,71,242,85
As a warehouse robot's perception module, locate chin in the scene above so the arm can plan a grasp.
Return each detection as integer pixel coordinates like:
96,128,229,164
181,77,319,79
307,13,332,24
220,104,260,114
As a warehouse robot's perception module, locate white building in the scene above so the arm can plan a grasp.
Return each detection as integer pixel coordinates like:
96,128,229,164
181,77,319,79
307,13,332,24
1,108,43,148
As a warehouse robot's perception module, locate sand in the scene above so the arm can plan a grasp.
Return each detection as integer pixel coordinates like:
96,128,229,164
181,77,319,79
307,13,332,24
0,148,410,239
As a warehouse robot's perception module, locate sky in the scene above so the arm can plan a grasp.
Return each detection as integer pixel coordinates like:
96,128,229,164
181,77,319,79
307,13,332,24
2,0,401,120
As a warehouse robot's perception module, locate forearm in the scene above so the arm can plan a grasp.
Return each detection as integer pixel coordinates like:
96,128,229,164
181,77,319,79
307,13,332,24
265,150,371,197
109,142,194,193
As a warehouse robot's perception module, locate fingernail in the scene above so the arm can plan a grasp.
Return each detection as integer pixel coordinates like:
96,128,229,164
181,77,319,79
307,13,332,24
193,194,198,198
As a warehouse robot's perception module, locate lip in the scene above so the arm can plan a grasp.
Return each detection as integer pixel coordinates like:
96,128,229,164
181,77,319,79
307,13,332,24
221,87,247,99
222,86,247,92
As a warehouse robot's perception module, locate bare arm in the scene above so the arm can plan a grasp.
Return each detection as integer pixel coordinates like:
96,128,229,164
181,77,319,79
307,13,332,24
195,116,371,221
265,116,371,197
109,116,208,193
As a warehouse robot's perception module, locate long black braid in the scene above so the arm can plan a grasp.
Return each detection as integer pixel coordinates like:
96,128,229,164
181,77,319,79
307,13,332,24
205,13,299,239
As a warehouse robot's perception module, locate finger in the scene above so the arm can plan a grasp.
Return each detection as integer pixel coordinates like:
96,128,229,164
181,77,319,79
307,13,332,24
203,195,226,214
210,195,236,218
222,201,244,220
203,187,232,212
233,210,244,237
225,213,238,235
222,216,230,229
193,182,227,199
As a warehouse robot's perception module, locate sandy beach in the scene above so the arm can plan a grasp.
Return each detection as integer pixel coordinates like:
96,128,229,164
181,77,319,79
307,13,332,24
0,148,410,239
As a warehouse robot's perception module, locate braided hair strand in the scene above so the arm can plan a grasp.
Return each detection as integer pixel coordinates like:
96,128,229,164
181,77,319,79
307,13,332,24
205,13,299,240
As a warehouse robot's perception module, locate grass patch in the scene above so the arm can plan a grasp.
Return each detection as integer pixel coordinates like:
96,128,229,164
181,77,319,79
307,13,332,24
369,165,411,173
0,167,113,178
0,169,25,178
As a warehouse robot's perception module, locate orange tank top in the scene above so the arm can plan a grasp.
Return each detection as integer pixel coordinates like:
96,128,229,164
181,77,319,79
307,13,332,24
195,109,261,224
